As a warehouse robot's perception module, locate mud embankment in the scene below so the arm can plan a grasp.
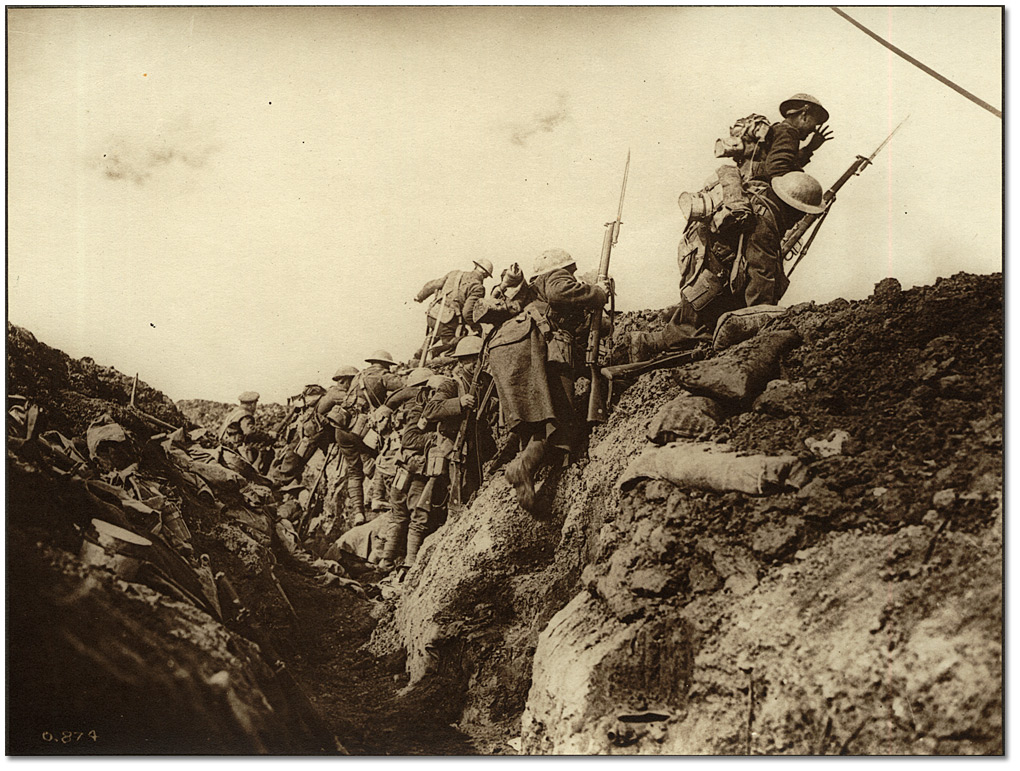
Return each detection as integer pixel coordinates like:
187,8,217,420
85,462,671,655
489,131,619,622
5,271,1003,755
379,272,1002,755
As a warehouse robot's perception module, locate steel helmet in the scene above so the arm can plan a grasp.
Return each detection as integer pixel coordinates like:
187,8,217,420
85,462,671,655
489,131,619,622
532,248,576,277
303,383,326,397
406,367,434,388
453,336,484,358
772,172,825,215
426,374,451,390
332,365,359,381
779,93,829,123
239,391,260,404
472,258,494,278
365,349,397,366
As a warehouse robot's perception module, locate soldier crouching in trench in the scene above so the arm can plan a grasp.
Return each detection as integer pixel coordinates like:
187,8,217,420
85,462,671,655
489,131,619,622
487,248,608,512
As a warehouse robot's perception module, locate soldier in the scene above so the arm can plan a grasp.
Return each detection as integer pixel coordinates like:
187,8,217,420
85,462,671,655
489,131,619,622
744,93,832,182
421,335,495,506
335,350,405,525
270,384,329,484
632,171,824,361
320,365,360,416
376,367,435,575
414,259,494,358
488,248,608,512
218,391,273,472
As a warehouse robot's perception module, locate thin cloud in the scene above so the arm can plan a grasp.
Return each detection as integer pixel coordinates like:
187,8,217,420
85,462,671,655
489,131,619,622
509,93,571,146
95,116,220,185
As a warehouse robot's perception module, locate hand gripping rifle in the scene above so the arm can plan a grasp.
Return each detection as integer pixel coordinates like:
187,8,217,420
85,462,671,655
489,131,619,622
587,151,630,423
783,117,908,275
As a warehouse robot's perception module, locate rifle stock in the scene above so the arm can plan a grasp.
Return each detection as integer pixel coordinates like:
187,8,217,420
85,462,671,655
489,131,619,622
586,151,630,423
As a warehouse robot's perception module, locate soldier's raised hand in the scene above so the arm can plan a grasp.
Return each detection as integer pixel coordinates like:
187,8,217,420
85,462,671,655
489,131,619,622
461,393,477,410
805,124,833,152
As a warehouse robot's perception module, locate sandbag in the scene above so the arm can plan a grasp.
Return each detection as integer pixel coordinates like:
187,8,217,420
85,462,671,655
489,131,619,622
646,392,724,444
675,328,801,402
713,305,788,351
619,442,804,495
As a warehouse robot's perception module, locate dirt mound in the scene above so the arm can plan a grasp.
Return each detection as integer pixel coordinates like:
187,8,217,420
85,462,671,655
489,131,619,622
6,271,1002,756
7,323,188,436
384,272,1002,755
6,322,487,755
177,398,286,434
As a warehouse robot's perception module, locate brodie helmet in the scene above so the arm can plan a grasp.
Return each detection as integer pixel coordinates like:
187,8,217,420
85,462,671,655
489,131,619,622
772,171,825,214
472,258,494,278
779,93,829,123
531,248,576,278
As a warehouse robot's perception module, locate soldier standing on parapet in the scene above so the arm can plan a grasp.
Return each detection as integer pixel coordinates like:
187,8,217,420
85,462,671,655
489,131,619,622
335,350,405,525
219,391,274,473
631,170,825,361
487,248,608,512
414,259,493,359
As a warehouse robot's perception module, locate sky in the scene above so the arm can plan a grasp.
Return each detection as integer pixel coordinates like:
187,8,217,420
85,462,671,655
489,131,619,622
6,5,1004,404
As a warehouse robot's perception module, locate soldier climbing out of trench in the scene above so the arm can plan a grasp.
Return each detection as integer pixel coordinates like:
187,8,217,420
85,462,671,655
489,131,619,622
487,248,609,512
630,93,832,363
270,384,329,484
413,258,493,360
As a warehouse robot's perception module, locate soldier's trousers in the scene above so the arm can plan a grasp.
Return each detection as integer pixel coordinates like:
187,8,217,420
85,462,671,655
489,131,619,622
382,475,427,565
337,429,376,519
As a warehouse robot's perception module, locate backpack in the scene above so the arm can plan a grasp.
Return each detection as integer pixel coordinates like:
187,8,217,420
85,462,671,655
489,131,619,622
713,113,771,167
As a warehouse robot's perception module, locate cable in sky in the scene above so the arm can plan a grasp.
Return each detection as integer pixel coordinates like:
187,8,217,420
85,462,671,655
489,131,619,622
831,6,1002,119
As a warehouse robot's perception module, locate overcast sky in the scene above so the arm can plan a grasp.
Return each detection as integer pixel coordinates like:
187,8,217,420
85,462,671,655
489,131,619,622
7,5,1003,404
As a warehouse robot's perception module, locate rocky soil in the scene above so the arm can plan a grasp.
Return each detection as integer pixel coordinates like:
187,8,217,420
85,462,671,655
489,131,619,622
6,271,1002,755
377,271,1003,755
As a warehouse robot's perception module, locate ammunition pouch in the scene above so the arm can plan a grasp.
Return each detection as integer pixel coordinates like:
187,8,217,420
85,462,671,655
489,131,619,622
362,428,381,452
294,436,316,461
546,328,574,368
392,465,412,494
681,269,726,312
426,445,449,477
350,413,370,438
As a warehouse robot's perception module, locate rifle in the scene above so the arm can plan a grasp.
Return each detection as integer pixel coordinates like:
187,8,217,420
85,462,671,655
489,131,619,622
419,291,450,367
783,117,908,275
587,151,631,423
449,333,494,510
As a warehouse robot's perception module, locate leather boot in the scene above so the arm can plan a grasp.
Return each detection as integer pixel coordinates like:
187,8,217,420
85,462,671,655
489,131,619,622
628,331,663,364
630,325,704,363
505,438,547,512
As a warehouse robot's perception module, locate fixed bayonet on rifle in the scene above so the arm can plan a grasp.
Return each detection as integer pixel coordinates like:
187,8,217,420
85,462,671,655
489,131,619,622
586,151,630,423
783,117,908,274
